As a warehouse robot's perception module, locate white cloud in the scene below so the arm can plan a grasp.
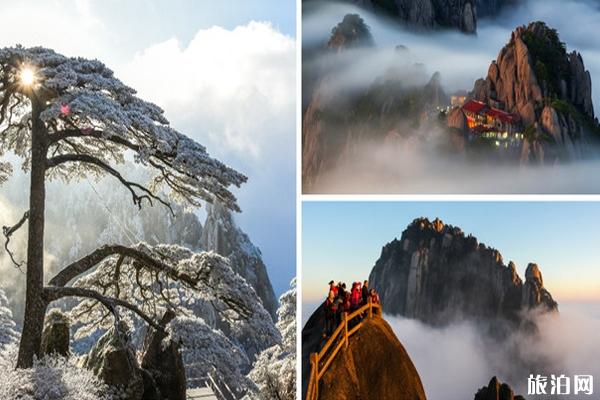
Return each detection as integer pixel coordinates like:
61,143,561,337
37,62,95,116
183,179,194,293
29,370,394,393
120,21,296,160
0,0,110,60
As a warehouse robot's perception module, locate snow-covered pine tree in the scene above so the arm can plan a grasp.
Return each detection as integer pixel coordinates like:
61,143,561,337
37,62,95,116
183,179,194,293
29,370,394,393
0,46,246,368
0,287,18,348
68,243,280,392
249,278,296,400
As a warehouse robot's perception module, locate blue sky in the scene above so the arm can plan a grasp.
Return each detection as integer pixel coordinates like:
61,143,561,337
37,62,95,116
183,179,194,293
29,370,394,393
303,201,600,303
0,0,296,295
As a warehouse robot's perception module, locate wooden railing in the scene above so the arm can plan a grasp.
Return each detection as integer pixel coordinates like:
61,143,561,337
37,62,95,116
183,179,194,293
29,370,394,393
305,298,382,400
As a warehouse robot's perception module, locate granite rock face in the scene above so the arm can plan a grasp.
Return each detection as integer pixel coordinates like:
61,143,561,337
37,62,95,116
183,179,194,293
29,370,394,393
83,323,145,400
200,202,278,318
476,0,520,18
474,376,526,400
471,22,598,162
368,217,557,326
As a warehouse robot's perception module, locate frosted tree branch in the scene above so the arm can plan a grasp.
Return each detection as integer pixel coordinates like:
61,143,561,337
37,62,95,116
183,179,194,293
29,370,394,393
47,244,197,287
47,153,174,213
2,210,29,269
43,286,163,331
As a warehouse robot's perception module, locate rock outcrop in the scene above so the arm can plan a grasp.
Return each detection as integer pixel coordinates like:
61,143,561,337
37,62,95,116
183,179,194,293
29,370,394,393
368,217,558,327
200,202,278,318
447,106,468,132
327,14,374,52
471,22,599,162
84,323,145,400
41,309,70,358
474,376,526,400
302,306,426,400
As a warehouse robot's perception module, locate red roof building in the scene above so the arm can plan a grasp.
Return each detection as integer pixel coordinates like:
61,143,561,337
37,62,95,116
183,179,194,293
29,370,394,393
462,100,488,114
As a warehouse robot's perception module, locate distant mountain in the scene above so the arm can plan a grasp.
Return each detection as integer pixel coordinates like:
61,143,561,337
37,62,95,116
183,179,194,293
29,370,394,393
201,202,278,318
475,376,526,400
368,217,557,327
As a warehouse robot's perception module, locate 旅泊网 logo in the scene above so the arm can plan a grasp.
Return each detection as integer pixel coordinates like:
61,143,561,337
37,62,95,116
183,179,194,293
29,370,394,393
528,374,594,396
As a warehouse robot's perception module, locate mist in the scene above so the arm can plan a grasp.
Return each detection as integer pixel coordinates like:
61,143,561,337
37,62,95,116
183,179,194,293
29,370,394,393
387,302,600,399
311,140,600,193
304,0,600,106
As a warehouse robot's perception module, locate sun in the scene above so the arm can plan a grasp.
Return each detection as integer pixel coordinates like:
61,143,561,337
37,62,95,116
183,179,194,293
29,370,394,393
19,67,36,87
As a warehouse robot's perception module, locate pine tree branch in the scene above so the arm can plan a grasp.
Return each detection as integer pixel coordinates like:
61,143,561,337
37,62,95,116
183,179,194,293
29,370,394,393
43,286,163,331
47,244,198,288
48,245,198,287
46,153,174,214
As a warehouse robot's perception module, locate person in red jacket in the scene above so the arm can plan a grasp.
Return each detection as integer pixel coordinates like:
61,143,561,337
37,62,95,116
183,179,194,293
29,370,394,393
350,282,361,310
328,280,338,298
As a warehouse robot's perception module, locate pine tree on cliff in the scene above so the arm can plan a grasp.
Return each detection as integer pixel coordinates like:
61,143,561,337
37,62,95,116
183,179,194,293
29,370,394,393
0,46,246,368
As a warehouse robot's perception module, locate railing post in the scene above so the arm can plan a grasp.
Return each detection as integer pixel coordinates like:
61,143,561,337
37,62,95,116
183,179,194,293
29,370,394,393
343,312,348,348
311,352,319,400
368,297,373,319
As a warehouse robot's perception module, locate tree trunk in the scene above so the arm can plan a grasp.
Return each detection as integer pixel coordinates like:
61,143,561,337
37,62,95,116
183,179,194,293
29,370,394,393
16,97,48,368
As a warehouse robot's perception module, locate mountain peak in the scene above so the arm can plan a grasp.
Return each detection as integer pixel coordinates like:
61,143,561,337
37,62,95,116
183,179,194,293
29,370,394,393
369,219,558,326
327,14,374,52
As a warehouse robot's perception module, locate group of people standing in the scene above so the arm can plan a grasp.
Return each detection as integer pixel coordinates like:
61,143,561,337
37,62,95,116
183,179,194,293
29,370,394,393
323,279,380,337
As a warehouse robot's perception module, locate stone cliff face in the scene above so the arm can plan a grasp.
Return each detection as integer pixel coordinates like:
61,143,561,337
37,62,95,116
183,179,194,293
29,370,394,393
368,217,557,326
393,0,477,34
302,307,426,400
476,0,520,18
474,376,526,400
305,0,478,33
471,22,598,162
200,202,278,318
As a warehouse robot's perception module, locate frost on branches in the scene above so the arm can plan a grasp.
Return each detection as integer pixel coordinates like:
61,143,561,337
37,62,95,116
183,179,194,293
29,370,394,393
0,344,110,400
249,279,296,400
0,46,246,210
67,243,279,391
0,287,18,348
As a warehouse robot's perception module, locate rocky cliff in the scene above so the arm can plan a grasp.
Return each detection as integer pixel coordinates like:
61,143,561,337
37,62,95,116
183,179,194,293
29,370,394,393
305,0,477,33
302,306,426,400
368,217,557,327
474,376,526,400
200,202,278,318
471,22,599,162
476,0,520,18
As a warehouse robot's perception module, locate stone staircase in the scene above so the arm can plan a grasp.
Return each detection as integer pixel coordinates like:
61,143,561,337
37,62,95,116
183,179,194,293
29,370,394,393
187,386,218,400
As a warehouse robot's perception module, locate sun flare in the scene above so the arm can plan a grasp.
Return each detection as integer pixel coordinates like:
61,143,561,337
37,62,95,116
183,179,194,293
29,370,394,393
19,67,36,87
